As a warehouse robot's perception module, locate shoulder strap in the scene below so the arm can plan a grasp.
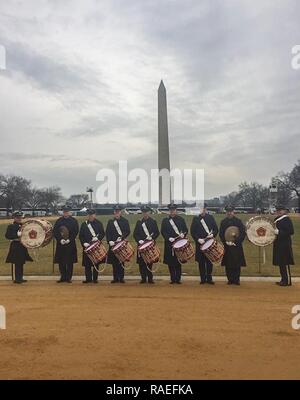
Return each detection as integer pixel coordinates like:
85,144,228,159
200,216,210,234
86,221,97,237
113,220,122,236
141,222,150,237
169,218,180,235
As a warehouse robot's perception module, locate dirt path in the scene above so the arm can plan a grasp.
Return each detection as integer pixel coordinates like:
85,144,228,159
0,281,299,379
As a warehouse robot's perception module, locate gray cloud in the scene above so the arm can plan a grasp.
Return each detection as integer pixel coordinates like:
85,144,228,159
0,0,299,198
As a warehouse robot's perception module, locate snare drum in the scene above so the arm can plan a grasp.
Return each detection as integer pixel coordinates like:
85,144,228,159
85,241,107,265
200,238,224,263
112,240,134,263
138,240,160,265
172,238,195,264
21,219,53,249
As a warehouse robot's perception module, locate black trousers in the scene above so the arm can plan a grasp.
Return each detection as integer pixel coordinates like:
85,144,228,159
14,263,24,282
85,266,99,282
279,264,291,284
59,263,73,281
168,264,182,283
198,258,213,283
112,261,125,281
225,265,241,284
138,258,153,282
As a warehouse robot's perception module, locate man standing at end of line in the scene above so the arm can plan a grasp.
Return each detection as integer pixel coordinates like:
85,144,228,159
273,204,294,286
5,211,33,284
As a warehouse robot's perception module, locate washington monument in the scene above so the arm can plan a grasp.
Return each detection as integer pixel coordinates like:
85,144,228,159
158,80,171,205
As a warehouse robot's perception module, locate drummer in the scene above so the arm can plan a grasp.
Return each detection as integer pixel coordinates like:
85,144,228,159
133,205,160,284
219,205,246,285
161,203,188,284
273,204,294,286
5,211,33,284
79,209,105,284
105,205,130,283
190,203,218,284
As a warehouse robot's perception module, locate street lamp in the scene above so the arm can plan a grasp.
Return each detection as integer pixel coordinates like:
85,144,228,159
86,187,94,209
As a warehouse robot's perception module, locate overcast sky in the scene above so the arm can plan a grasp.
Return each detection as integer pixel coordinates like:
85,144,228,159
0,0,299,200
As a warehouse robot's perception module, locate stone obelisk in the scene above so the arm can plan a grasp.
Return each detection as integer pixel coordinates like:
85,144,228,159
158,80,171,205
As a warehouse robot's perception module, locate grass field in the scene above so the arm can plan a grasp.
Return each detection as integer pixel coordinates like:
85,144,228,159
0,214,299,277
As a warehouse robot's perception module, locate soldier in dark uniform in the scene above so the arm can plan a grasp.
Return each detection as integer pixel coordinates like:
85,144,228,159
273,204,294,286
53,206,79,283
79,209,105,284
191,203,218,284
219,205,246,285
133,205,160,284
161,203,188,284
106,205,130,283
5,211,33,284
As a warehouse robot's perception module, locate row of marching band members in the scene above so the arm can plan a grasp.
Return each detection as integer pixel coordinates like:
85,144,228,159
5,203,294,286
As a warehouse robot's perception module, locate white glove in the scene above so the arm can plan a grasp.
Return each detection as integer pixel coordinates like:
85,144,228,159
65,239,70,244
92,237,98,242
169,237,175,243
198,238,205,244
84,243,89,248
274,228,279,235
146,236,152,241
60,239,66,245
226,241,236,246
17,230,22,237
139,240,144,245
116,237,122,242
207,233,214,239
109,241,115,246
179,233,185,238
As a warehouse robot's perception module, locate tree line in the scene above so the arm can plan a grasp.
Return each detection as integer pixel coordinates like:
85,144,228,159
220,160,300,211
0,160,299,215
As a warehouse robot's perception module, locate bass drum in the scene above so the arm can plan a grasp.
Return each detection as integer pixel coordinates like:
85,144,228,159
21,219,53,249
246,216,275,247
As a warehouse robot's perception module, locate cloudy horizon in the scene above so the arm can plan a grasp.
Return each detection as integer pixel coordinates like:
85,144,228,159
0,0,299,200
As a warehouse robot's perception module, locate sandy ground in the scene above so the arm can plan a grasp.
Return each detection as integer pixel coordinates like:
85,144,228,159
0,280,300,380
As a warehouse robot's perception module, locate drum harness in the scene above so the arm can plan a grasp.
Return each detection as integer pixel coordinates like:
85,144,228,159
113,220,131,271
138,222,159,273
169,219,188,257
86,221,107,273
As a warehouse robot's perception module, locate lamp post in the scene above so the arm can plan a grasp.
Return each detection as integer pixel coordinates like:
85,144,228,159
86,187,94,209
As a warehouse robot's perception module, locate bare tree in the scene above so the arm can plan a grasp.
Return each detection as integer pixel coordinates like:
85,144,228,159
67,194,89,208
39,186,63,214
275,160,300,211
25,187,43,216
238,182,269,210
0,174,31,215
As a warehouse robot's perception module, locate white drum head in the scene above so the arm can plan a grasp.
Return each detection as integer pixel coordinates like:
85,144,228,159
139,241,153,250
173,238,188,249
21,220,46,249
246,216,275,247
200,238,214,251
112,240,124,251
